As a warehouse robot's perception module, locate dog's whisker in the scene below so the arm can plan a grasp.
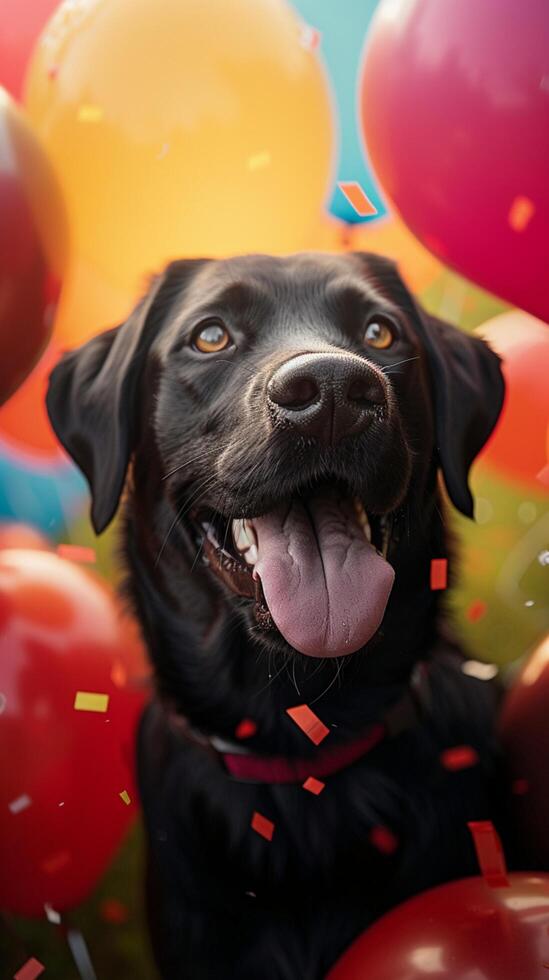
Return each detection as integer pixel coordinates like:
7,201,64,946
308,655,345,706
154,474,217,567
381,355,420,373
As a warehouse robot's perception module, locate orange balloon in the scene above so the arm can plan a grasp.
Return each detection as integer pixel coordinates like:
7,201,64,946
25,0,334,346
475,310,549,488
0,341,65,462
305,214,444,295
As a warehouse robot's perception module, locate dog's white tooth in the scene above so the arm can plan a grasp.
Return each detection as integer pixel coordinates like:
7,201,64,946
233,519,251,554
244,544,258,566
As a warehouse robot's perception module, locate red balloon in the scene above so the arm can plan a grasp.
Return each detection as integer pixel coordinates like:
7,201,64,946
0,522,50,550
0,549,150,916
328,873,549,980
475,311,549,488
0,0,59,100
360,0,549,322
0,88,66,406
499,634,549,869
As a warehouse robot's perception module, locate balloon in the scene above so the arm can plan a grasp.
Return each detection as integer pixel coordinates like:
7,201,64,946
499,634,549,868
476,310,549,489
360,0,549,321
290,0,386,224
0,445,87,534
0,549,150,916
0,522,50,550
25,0,334,346
0,341,66,462
0,87,66,403
0,0,59,99
328,873,549,980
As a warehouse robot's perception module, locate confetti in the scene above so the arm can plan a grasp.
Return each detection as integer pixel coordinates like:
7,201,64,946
466,599,487,623
57,543,96,563
302,776,325,795
440,745,479,771
14,958,45,980
119,790,131,806
110,659,127,688
9,793,31,815
100,898,129,923
286,704,330,745
44,902,61,924
461,660,498,681
537,464,549,489
508,195,535,232
251,811,275,841
468,820,509,887
337,181,378,218
77,104,103,123
299,24,321,50
41,850,70,874
74,691,109,713
538,550,549,566
430,558,448,590
0,691,6,714
235,718,257,740
512,778,529,796
247,151,271,172
369,826,399,855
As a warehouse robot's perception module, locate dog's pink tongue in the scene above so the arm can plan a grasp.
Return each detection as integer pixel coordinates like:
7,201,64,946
252,491,394,658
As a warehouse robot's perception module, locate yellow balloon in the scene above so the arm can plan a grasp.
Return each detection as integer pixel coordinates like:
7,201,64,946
25,0,334,344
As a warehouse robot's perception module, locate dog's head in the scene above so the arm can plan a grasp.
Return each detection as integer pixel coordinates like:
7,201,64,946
47,253,504,661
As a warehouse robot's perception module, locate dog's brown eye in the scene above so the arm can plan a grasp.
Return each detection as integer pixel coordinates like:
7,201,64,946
193,321,232,353
363,318,395,351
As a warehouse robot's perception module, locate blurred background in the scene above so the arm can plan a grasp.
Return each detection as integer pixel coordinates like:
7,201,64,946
0,0,547,976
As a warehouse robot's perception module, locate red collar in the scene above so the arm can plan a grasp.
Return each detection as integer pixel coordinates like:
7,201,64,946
167,664,431,785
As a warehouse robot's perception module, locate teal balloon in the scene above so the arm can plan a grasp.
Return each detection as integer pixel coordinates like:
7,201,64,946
0,446,87,534
291,0,386,224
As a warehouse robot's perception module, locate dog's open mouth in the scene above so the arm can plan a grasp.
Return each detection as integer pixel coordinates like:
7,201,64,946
193,485,395,658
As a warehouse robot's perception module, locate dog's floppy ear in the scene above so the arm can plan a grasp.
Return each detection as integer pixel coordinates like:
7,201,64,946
349,251,505,518
416,310,505,518
47,260,206,533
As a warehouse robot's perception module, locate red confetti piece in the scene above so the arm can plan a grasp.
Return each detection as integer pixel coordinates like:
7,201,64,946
468,820,509,887
41,850,70,874
440,745,479,771
14,959,45,980
235,718,257,740
466,599,487,623
286,704,330,745
251,811,275,841
57,544,96,563
302,776,325,795
508,195,535,232
337,181,378,218
537,463,549,489
430,558,448,590
369,826,399,855
511,778,529,796
100,898,129,924
300,24,321,50
110,659,127,688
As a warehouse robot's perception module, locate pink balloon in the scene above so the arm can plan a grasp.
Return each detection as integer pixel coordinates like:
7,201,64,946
360,0,549,322
0,0,59,100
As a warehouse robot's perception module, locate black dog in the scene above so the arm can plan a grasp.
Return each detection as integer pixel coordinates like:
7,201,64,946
47,252,506,979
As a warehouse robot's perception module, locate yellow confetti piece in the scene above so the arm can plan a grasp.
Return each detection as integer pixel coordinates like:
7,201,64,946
74,691,109,713
119,790,131,806
247,151,271,172
77,104,103,123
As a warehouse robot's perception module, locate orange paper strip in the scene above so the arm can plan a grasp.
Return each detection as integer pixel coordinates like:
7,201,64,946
337,181,378,217
302,776,325,795
286,704,330,745
468,820,509,887
251,811,275,841
430,558,448,590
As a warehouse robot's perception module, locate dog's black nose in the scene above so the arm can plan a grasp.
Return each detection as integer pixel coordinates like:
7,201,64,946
267,352,386,446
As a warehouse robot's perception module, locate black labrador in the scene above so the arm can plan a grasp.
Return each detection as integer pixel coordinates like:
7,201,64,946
47,252,507,979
